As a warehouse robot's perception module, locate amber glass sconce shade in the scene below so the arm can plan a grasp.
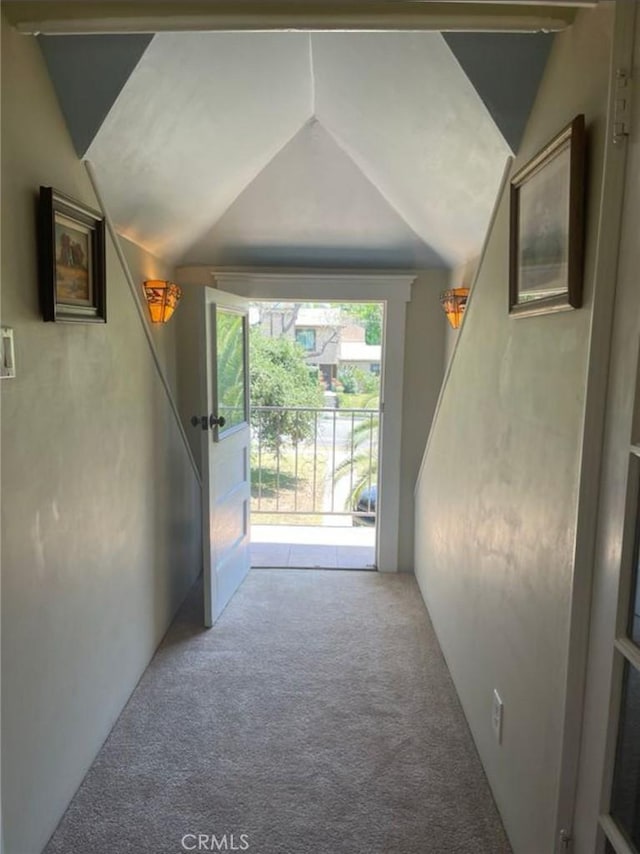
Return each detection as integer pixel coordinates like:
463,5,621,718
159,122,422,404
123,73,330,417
143,280,182,323
439,288,470,329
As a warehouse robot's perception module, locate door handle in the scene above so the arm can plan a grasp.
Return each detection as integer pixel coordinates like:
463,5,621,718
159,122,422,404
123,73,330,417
190,414,226,430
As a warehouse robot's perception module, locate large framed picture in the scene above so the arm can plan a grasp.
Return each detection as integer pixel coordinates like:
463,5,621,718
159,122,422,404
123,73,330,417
509,114,586,317
38,187,107,323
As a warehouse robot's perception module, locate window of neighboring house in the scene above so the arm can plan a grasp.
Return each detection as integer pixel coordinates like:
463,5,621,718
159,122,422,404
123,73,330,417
296,329,316,351
370,364,381,375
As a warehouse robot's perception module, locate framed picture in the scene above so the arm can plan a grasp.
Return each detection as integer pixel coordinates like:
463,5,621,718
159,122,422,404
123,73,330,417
38,187,106,323
509,114,586,317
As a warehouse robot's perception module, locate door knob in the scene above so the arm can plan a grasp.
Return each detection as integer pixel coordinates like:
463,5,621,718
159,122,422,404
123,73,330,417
190,414,226,430
191,415,208,430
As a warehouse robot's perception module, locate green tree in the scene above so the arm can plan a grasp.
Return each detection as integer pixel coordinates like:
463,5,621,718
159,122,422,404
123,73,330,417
250,331,323,452
217,311,246,431
334,414,379,511
340,303,383,345
337,366,380,397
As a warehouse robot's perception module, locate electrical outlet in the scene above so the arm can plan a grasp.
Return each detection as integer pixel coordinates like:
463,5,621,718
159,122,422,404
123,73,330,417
492,689,504,745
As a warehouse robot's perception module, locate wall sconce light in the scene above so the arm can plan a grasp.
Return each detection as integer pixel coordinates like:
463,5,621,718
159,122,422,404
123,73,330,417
439,288,469,330
143,280,182,324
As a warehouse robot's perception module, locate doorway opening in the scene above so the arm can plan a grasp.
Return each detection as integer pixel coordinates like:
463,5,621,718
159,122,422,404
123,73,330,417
249,301,383,569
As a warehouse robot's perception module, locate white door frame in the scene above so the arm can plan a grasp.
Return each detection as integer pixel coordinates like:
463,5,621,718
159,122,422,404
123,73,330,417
571,3,640,851
546,4,639,850
178,267,414,572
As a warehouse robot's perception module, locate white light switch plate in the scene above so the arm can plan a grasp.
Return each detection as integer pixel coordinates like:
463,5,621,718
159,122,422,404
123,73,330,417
1,327,15,379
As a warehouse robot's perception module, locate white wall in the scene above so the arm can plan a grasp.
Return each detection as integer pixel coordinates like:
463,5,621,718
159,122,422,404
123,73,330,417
398,271,447,571
444,257,479,367
120,235,180,396
413,5,613,853
1,19,202,854
175,282,204,476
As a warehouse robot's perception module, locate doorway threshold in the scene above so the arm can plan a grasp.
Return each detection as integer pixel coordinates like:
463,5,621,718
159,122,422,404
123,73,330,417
250,524,376,570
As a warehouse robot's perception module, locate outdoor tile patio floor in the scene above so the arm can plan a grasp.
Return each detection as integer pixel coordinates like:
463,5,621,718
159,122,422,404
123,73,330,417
250,524,376,569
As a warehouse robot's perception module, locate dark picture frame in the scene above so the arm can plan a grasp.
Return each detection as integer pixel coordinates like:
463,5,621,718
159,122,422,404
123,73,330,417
38,186,107,323
509,114,586,318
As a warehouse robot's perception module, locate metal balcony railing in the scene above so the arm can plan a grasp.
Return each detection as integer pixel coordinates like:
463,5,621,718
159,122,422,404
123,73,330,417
251,405,379,523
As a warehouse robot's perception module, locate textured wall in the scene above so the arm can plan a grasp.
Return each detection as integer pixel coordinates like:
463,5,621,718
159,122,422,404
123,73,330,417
120,236,180,397
414,6,613,853
398,271,448,572
1,18,201,854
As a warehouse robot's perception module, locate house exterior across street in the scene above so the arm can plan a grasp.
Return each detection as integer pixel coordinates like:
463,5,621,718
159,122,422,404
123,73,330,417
251,304,381,386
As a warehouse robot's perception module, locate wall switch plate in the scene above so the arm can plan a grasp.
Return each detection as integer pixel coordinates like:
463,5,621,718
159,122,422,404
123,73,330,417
1,327,15,379
492,689,504,745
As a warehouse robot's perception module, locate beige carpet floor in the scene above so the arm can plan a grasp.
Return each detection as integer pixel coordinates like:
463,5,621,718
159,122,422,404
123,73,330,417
44,569,512,854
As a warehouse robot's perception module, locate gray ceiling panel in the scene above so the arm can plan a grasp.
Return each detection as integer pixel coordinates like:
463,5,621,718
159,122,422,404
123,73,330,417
444,32,552,153
205,244,444,270
38,34,152,156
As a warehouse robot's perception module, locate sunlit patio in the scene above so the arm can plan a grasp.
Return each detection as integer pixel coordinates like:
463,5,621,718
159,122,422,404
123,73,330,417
250,524,376,569
250,402,378,569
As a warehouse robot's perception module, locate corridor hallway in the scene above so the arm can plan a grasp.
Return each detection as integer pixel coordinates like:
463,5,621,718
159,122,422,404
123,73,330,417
43,570,511,854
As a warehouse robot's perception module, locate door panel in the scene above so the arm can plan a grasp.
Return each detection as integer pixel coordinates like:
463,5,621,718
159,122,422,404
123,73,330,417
200,288,251,626
214,447,248,502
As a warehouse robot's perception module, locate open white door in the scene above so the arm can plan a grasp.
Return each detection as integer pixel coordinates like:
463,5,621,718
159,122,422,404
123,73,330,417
196,287,251,627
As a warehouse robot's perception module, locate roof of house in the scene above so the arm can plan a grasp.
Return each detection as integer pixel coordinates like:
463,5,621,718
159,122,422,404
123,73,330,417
296,308,342,328
339,342,382,363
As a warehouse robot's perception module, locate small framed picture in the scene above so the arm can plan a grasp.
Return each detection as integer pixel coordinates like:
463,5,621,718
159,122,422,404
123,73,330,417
509,114,586,317
38,187,107,323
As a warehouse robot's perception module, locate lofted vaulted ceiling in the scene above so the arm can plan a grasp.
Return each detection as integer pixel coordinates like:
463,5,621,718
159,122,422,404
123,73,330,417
187,119,446,269
39,29,551,269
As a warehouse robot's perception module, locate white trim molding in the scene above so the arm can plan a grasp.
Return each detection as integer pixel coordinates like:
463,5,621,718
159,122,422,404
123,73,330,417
4,1,585,35
415,155,513,493
180,269,413,304
86,161,202,486
558,4,639,851
177,267,414,572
